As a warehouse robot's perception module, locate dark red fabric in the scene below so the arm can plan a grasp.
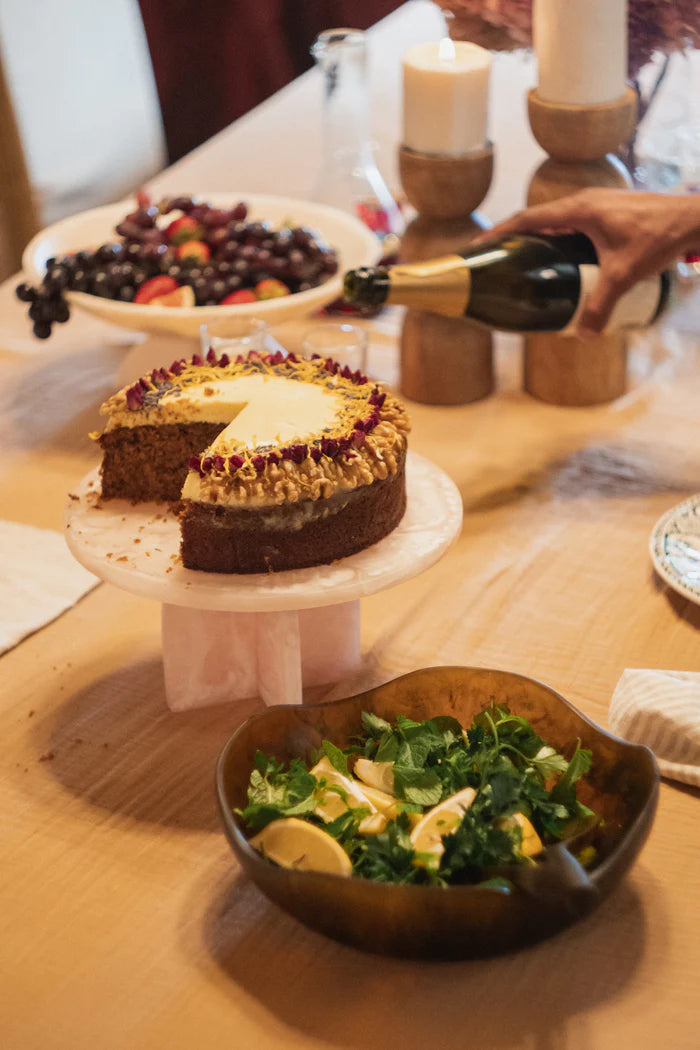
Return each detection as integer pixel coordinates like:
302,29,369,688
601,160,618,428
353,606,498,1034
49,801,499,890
138,0,401,162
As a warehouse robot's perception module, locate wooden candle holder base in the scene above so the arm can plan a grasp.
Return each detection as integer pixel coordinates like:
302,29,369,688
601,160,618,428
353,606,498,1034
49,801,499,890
524,92,636,406
401,310,493,405
524,331,627,406
398,144,494,405
527,155,632,207
527,87,637,163
398,142,493,220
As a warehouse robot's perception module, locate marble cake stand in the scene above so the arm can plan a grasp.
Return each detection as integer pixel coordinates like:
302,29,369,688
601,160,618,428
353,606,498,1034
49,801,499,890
65,452,462,711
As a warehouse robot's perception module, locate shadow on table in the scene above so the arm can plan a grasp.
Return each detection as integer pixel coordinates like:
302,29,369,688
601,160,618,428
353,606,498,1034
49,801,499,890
29,656,262,832
198,869,656,1050
455,440,700,525
650,570,700,630
549,443,700,501
2,344,123,453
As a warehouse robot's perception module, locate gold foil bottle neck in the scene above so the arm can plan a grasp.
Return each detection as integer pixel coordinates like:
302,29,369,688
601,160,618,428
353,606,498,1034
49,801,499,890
385,255,471,317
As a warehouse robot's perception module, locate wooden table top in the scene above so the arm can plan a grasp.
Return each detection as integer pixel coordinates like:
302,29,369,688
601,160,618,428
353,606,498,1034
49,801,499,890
1,4,699,1048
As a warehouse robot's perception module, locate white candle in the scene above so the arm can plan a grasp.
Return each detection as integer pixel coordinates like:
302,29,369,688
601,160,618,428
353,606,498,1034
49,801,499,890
534,0,627,106
403,39,492,156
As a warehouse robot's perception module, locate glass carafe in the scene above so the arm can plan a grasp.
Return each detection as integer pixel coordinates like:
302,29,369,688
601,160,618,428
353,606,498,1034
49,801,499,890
310,28,404,246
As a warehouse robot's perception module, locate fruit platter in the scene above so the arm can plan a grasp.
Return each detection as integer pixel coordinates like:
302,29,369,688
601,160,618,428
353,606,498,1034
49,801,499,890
20,192,381,338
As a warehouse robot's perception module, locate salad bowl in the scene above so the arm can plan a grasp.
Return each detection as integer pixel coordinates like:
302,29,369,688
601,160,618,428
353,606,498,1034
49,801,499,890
216,666,659,959
21,193,380,337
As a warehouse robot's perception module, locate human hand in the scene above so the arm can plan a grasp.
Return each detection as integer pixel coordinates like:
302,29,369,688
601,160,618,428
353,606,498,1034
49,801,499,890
487,190,700,335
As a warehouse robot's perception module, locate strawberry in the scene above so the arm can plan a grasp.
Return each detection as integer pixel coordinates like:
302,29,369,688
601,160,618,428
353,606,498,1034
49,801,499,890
133,275,179,304
166,215,204,244
256,278,290,300
221,289,257,305
176,240,210,263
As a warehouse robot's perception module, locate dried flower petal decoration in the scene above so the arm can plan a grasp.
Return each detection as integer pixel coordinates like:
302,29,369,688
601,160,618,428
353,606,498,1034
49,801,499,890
105,349,407,497
125,385,143,410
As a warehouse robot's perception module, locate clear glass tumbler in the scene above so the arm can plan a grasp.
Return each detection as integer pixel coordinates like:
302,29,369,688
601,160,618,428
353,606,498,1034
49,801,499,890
301,323,369,373
199,317,268,357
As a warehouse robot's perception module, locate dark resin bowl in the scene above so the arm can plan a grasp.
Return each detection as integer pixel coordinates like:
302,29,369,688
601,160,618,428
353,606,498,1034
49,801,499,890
215,666,658,959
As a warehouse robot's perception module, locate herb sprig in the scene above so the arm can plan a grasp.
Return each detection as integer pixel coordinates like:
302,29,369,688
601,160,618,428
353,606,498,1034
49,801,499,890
237,702,595,886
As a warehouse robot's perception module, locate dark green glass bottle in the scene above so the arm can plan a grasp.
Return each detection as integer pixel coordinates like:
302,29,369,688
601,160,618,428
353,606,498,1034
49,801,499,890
343,233,670,333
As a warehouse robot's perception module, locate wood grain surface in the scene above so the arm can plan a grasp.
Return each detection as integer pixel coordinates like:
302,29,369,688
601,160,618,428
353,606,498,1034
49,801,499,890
1,5,699,1047
2,303,699,1050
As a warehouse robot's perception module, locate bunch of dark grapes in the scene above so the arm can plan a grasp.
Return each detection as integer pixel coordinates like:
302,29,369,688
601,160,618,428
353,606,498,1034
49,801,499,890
15,241,166,338
16,196,339,339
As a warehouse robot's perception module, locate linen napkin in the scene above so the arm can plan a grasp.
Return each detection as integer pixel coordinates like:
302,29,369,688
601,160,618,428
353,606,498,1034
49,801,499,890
0,519,99,655
609,669,700,787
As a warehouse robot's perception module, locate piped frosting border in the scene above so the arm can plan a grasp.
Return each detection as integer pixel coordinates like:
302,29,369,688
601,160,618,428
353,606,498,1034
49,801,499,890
97,348,410,509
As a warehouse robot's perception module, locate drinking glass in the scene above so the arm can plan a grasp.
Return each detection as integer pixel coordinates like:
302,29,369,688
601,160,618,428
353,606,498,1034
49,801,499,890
301,323,369,372
199,317,268,357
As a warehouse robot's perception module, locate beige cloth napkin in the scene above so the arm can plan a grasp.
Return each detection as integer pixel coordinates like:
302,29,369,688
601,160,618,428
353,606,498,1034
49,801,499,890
609,669,700,787
0,520,98,655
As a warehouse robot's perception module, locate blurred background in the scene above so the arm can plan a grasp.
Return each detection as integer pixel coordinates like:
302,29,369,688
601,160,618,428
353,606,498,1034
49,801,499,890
0,0,402,280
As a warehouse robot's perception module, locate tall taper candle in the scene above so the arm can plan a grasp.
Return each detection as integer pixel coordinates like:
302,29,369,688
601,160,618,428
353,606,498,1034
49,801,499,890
534,0,627,106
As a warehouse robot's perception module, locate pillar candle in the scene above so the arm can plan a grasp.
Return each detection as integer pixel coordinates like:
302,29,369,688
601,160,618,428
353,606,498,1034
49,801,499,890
534,0,627,106
403,39,492,156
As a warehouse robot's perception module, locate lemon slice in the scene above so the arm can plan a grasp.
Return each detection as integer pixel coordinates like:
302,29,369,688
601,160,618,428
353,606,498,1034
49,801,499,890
353,758,395,795
497,812,543,858
409,786,476,869
310,756,376,822
249,817,352,876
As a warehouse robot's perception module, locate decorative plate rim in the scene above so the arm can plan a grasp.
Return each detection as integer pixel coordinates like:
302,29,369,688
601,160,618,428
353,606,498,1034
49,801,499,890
649,493,700,604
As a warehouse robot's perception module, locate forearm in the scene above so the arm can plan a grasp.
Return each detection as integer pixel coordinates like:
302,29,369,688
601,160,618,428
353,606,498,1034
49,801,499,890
676,195,700,254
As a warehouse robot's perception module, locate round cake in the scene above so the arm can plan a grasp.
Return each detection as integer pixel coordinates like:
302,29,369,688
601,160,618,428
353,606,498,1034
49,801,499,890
96,348,410,573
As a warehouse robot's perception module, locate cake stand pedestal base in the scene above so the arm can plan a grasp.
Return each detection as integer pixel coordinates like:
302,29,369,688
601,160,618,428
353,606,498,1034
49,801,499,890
161,601,360,710
65,452,462,715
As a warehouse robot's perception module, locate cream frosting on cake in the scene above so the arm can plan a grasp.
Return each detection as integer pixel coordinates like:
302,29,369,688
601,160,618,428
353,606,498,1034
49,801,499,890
97,349,410,511
101,372,343,435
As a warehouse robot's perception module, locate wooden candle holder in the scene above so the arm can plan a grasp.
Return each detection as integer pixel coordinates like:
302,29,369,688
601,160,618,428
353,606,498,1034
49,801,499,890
524,92,636,406
527,87,637,163
527,155,632,207
398,143,494,405
399,143,493,219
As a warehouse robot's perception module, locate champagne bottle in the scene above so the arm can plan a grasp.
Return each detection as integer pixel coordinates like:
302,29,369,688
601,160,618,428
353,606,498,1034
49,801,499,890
343,233,671,333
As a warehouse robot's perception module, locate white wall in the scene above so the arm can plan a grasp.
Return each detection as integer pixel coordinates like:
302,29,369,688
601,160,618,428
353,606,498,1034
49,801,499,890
0,0,166,222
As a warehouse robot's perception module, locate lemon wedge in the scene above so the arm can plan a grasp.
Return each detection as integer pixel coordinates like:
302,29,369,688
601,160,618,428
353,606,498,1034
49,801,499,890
358,784,421,828
353,758,395,795
358,812,388,835
409,786,476,869
355,783,397,813
249,817,352,876
497,812,543,858
310,756,376,822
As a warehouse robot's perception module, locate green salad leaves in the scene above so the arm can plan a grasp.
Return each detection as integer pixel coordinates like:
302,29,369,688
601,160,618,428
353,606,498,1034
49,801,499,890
237,702,596,886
